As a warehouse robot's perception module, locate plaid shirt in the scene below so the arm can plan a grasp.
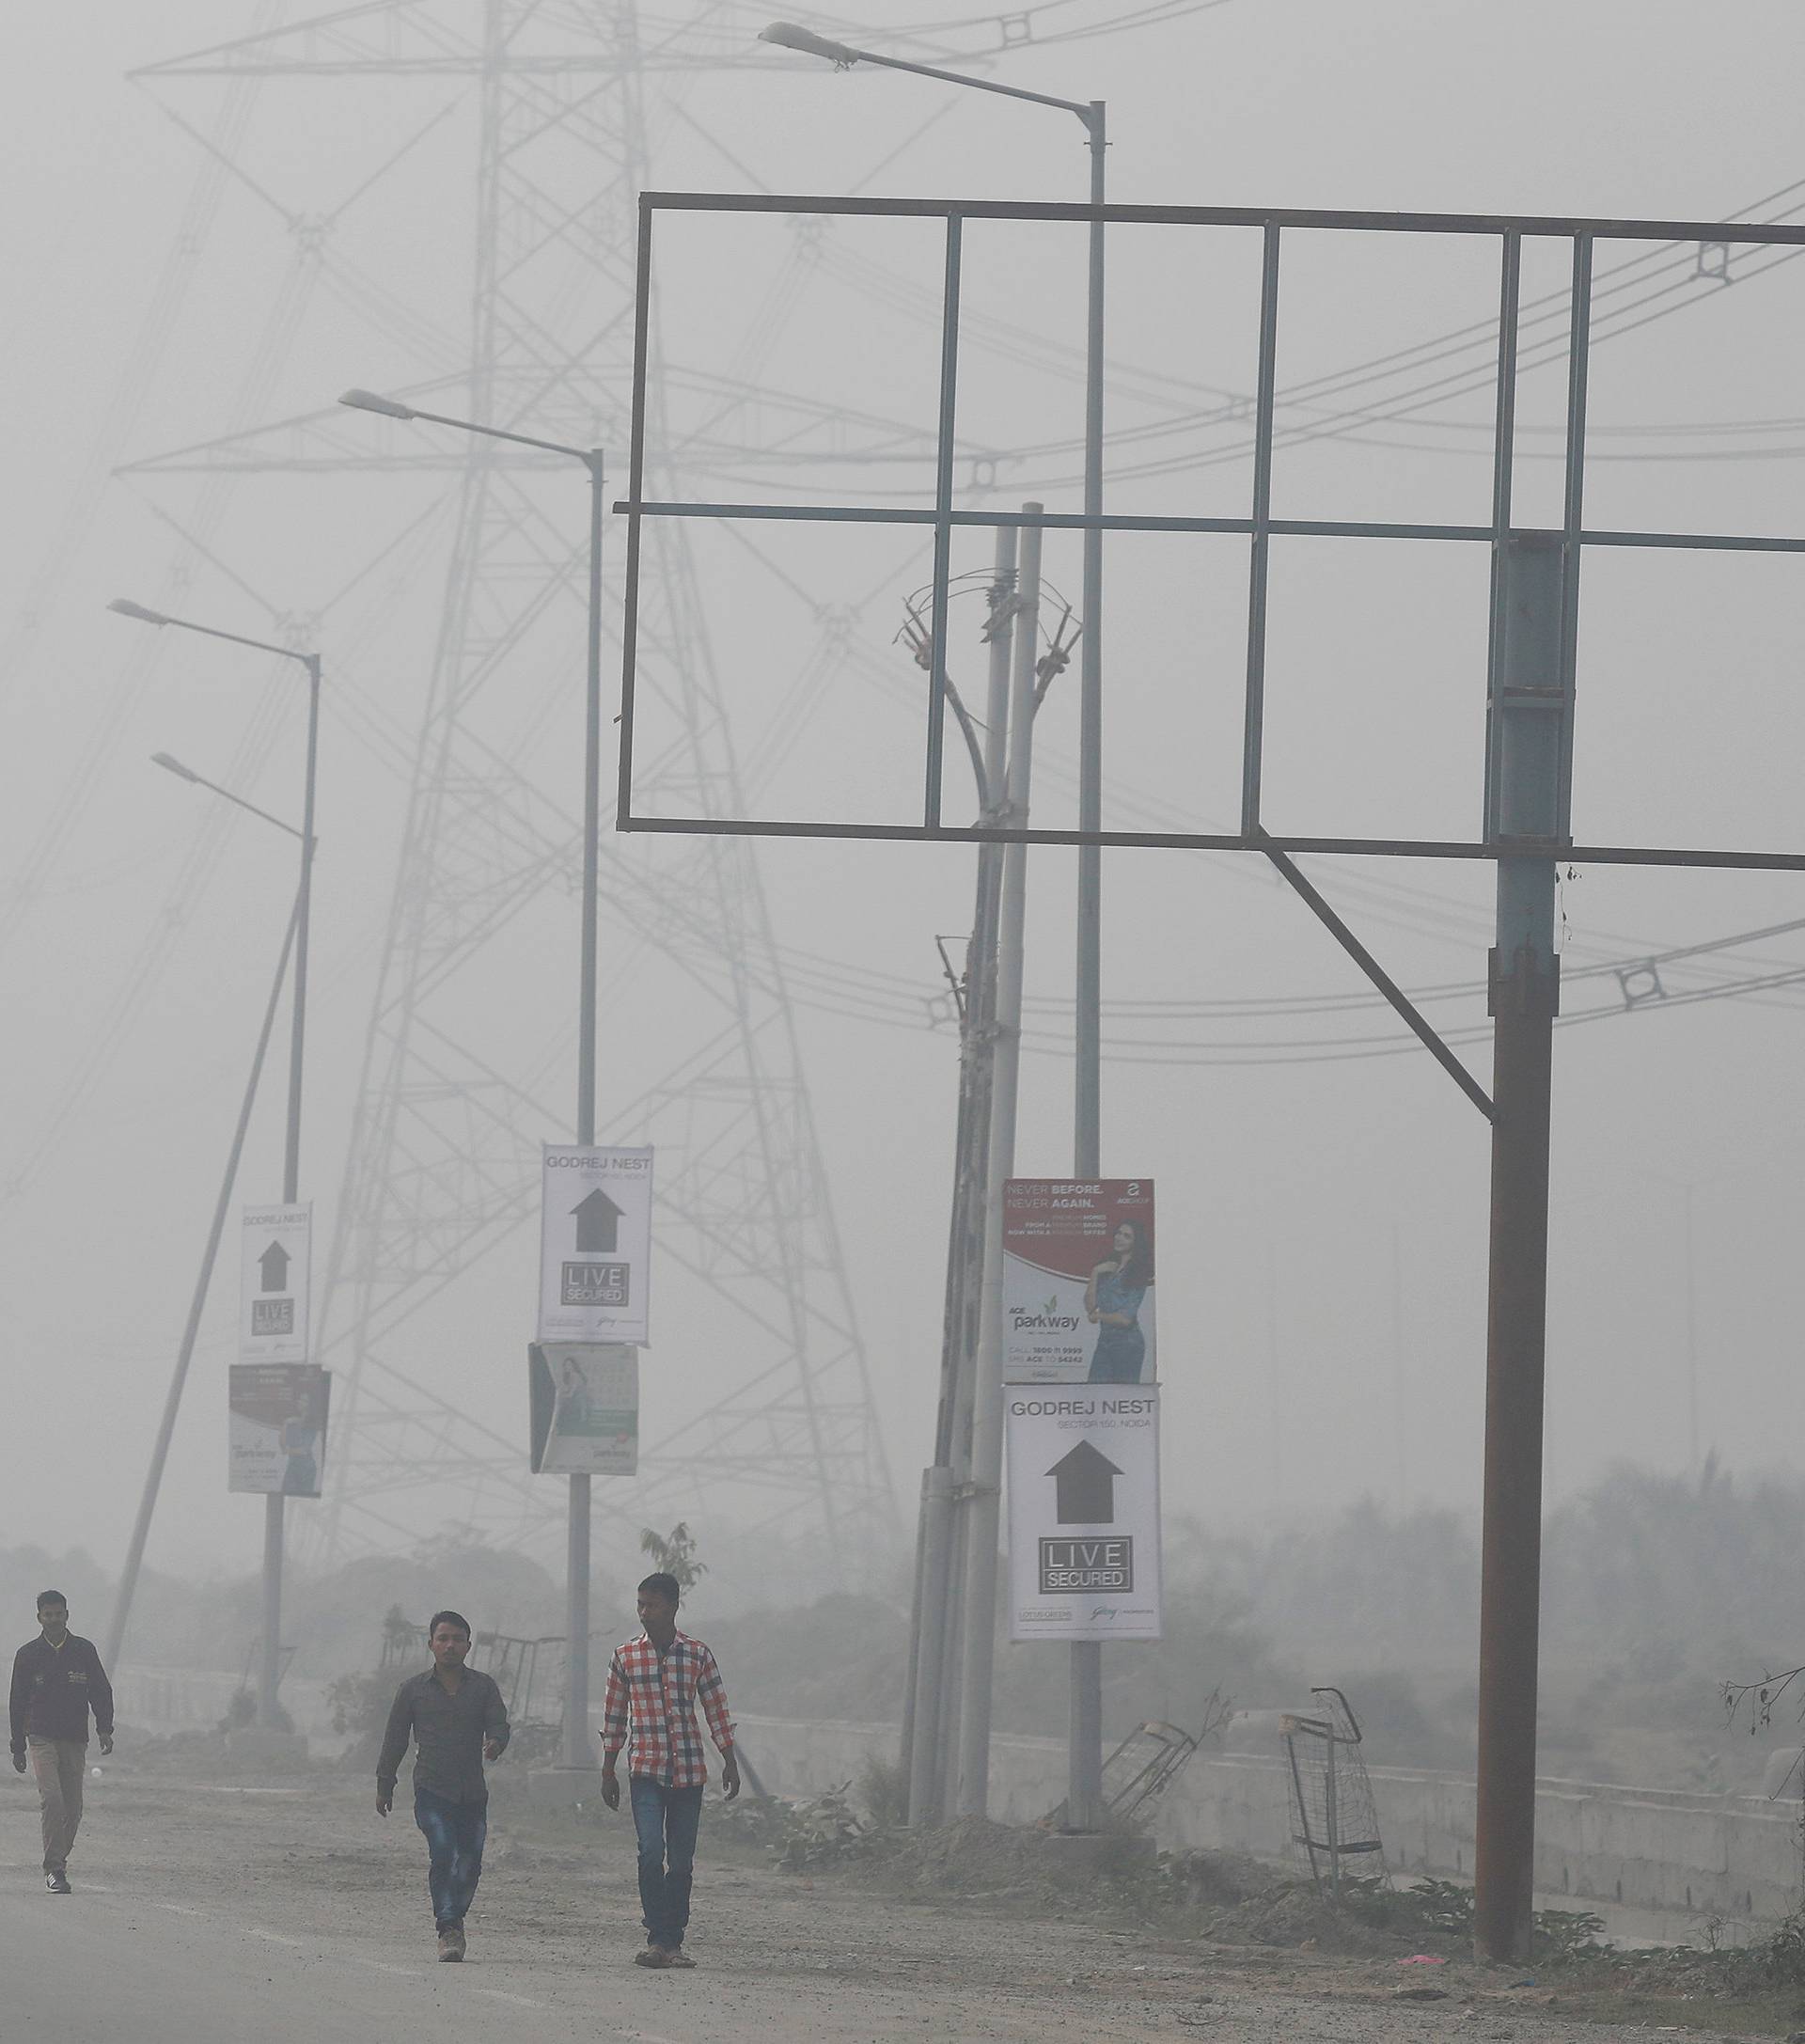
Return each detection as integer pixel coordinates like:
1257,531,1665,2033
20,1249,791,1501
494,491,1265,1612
600,1629,735,1787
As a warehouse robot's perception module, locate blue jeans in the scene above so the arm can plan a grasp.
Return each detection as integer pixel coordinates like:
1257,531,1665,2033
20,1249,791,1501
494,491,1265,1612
415,1786,487,1929
630,1777,704,1949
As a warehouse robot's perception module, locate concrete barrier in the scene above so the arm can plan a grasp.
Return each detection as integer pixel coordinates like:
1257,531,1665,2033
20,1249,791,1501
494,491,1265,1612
729,1714,1805,1942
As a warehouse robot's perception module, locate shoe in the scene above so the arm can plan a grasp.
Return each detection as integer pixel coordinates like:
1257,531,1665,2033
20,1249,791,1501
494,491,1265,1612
665,1948,695,1969
46,1872,71,1895
633,1947,671,1969
437,1926,464,1962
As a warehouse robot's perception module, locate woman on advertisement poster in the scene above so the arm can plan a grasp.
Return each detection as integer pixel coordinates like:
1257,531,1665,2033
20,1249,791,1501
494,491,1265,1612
1086,1219,1153,1384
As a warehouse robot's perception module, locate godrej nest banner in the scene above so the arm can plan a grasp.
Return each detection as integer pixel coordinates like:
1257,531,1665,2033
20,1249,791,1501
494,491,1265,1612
1002,1179,1155,1384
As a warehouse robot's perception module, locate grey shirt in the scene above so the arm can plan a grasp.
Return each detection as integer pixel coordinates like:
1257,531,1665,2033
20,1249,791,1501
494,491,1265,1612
377,1666,510,1804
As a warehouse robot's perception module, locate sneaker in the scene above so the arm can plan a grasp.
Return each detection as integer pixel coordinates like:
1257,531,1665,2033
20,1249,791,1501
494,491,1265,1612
437,1926,463,1963
46,1872,71,1895
633,1947,670,1969
665,1948,695,1969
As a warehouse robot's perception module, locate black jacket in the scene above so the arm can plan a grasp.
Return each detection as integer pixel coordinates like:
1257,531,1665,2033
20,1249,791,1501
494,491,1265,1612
9,1633,115,1752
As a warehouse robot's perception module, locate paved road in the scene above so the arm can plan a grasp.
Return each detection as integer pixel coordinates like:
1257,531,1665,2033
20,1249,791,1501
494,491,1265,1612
0,1872,873,2044
0,1858,1202,2044
0,1769,1733,2042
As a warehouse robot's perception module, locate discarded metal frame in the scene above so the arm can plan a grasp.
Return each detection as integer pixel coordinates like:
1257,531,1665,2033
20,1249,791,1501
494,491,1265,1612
1283,1687,1384,1899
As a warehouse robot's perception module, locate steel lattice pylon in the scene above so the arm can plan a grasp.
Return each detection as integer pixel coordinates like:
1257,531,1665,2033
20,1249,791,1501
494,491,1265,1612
137,0,896,1576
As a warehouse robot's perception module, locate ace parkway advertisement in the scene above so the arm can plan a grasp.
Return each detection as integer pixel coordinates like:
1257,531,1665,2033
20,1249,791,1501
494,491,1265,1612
1002,1179,1155,1385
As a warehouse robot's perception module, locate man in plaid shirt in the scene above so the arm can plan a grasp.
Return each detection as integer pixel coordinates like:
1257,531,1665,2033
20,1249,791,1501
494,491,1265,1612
600,1572,740,1968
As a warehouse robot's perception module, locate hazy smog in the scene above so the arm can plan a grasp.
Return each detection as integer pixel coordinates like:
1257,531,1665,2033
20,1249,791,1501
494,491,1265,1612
4,4,1805,2034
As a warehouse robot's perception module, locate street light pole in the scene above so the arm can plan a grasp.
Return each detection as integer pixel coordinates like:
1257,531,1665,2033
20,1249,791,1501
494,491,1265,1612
760,23,1110,1831
109,601,320,1733
339,391,606,1775
1069,92,1108,1840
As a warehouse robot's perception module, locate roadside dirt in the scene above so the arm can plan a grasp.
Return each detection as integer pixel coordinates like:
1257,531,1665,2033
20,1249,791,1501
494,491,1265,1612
8,1745,1802,2040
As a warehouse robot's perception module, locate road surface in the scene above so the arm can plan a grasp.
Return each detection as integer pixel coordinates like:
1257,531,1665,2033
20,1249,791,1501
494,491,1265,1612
0,1763,1733,2041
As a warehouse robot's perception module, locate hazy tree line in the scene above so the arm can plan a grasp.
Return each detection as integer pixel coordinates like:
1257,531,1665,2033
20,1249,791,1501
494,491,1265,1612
6,1459,1801,1790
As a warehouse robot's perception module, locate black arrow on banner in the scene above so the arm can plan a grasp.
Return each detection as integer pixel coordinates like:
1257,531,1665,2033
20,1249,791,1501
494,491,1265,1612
573,1187,625,1255
1047,1439,1123,1525
258,1242,291,1294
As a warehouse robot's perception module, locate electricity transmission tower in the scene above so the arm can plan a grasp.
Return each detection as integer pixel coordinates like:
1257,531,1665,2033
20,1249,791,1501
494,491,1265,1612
133,1,896,1575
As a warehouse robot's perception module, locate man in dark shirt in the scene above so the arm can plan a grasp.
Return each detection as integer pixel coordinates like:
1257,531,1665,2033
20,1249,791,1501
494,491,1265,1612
9,1590,115,1895
376,1610,510,1961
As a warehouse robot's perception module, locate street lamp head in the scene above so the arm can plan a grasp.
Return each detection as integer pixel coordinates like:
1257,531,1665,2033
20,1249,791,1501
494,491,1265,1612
338,387,417,421
759,21,863,63
109,598,170,626
150,751,201,783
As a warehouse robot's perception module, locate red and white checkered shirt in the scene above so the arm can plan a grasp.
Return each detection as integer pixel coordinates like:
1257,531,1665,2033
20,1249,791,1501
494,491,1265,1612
600,1630,735,1787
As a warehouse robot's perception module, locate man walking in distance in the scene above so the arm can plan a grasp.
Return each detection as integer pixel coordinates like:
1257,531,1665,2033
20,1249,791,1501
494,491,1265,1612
600,1572,740,1970
376,1611,510,1962
9,1591,114,1895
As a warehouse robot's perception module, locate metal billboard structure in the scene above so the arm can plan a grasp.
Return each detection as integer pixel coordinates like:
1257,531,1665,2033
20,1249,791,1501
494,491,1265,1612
617,189,1805,1959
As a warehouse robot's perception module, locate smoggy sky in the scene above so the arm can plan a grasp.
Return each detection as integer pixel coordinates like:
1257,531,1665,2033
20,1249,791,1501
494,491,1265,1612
4,0,1804,1588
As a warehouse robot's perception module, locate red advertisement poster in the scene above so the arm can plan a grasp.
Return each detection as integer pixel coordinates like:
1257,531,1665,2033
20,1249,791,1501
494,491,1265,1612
1002,1179,1156,1384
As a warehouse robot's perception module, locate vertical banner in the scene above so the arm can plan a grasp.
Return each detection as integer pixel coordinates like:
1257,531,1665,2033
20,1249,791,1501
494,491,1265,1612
528,1343,639,1475
229,1362,331,1496
239,1203,312,1363
538,1145,653,1344
1002,1179,1155,1384
1006,1385,1162,1642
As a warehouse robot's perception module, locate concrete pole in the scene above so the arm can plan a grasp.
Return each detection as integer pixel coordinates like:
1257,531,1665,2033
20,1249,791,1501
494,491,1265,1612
260,654,321,1732
955,507,1043,1817
1068,98,1108,1837
105,901,300,1675
1472,532,1572,1960
907,527,1017,1825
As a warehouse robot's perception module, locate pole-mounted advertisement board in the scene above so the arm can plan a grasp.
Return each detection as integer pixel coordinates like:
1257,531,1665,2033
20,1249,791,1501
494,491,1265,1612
239,1203,311,1364
528,1342,639,1476
538,1145,653,1344
1002,1178,1154,1384
1006,1384,1162,1642
229,1362,330,1497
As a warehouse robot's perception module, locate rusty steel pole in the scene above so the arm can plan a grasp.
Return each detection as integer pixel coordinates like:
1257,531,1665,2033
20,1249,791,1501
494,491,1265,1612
1472,527,1577,1961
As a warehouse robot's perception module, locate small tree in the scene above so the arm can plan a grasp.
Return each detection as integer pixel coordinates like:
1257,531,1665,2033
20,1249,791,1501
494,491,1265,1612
639,1522,707,1594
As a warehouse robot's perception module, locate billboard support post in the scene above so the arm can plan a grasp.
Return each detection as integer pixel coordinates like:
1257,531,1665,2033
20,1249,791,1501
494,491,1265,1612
1473,361,1582,1953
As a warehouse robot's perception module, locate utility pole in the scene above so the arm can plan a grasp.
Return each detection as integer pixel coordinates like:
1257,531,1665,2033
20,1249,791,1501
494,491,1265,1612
104,903,300,1674
905,528,1016,1825
1472,526,1577,1961
956,509,1043,1817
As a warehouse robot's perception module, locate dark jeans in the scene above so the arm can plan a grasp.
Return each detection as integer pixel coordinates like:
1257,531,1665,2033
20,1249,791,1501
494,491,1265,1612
415,1785,487,1929
630,1776,704,1949
1088,1324,1146,1384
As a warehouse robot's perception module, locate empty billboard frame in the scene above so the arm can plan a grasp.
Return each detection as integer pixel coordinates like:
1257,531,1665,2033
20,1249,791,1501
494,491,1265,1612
615,191,1805,873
